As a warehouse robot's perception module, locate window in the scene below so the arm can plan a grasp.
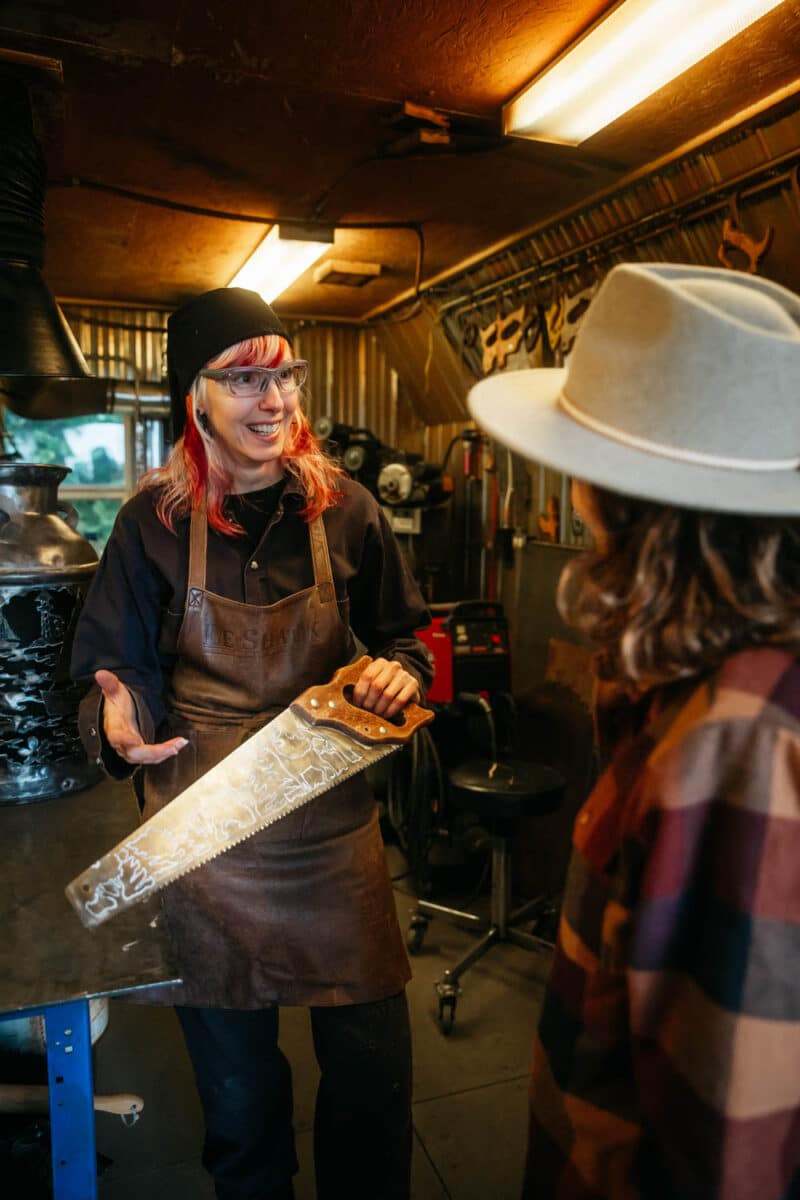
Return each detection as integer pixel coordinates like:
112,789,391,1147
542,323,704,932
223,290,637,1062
4,410,167,550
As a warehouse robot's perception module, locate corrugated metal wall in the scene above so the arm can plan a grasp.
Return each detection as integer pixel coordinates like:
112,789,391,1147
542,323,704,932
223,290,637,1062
372,301,475,426
61,304,169,383
285,322,422,448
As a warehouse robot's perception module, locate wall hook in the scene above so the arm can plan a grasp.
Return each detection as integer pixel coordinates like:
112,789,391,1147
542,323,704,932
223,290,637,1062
717,193,774,274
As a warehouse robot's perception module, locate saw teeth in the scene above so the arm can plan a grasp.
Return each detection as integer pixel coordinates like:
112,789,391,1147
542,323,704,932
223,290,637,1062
72,740,397,922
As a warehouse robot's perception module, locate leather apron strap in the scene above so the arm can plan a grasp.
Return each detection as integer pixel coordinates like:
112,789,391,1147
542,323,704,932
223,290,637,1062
188,493,335,600
187,495,208,593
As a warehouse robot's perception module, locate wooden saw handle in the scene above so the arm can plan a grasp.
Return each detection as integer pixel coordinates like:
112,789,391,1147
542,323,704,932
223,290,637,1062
290,656,434,746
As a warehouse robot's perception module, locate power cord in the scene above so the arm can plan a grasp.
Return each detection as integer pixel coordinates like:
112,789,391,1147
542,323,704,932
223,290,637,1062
386,726,444,896
455,691,497,763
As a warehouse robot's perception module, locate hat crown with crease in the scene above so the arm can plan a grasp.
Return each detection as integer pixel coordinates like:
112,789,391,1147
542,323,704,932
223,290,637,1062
567,264,800,459
467,263,800,514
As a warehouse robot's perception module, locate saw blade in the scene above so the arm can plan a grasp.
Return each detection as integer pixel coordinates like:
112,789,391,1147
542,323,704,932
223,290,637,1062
66,707,397,929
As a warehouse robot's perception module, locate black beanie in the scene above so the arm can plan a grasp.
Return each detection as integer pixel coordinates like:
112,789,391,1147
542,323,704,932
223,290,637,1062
166,287,292,439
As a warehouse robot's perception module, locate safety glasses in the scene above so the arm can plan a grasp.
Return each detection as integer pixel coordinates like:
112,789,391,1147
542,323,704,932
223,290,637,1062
199,360,308,397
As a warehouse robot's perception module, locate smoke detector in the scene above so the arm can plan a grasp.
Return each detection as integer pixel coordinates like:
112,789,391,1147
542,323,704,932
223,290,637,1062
313,259,382,287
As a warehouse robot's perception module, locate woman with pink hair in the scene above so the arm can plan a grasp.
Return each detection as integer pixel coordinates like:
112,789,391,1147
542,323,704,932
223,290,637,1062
72,286,431,1200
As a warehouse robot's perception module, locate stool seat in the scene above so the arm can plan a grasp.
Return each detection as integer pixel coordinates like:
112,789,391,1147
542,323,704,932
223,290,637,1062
448,758,563,822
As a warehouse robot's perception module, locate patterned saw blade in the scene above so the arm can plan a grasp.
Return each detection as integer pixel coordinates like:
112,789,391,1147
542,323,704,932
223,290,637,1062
66,709,397,928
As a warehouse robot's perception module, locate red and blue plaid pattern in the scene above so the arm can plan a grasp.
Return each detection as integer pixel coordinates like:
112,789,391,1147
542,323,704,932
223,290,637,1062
524,648,800,1200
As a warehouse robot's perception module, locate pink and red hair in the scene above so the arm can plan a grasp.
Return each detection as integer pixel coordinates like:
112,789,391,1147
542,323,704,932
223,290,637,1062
141,335,343,535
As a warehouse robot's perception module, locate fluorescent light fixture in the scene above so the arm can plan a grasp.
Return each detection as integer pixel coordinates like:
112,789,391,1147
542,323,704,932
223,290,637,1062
228,224,333,302
503,0,787,145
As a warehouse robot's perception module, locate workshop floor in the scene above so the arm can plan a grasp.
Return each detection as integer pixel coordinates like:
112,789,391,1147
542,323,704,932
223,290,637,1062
92,842,552,1200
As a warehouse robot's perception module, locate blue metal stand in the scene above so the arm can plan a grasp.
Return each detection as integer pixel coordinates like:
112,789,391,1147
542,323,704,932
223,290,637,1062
44,999,98,1200
0,999,97,1200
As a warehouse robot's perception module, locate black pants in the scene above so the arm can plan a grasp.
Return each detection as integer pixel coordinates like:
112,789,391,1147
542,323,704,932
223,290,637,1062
176,992,412,1200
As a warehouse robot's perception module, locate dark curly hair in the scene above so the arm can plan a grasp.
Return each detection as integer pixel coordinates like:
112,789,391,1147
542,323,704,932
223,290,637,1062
558,485,800,690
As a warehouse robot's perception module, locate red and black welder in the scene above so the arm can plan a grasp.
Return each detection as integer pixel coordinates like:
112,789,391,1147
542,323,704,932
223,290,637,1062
416,600,511,704
399,600,514,893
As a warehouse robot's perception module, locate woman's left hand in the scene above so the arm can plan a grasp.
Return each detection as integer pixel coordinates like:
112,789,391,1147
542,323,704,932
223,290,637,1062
352,658,420,719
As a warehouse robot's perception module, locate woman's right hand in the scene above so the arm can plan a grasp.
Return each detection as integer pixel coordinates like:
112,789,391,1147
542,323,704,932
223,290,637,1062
95,669,188,765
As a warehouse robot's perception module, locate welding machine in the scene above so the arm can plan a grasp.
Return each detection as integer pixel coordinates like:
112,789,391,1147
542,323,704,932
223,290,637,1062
395,600,514,896
416,600,511,704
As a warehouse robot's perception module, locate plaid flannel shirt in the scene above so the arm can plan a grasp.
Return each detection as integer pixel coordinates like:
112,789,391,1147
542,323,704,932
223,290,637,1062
524,647,800,1200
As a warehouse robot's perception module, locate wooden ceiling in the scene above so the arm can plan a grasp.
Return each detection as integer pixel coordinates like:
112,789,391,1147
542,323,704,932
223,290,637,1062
2,0,800,320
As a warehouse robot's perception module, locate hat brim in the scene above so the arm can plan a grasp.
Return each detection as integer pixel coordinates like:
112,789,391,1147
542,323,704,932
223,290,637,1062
468,370,800,516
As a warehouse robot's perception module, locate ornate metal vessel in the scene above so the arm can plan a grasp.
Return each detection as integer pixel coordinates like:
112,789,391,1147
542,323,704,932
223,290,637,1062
0,462,100,803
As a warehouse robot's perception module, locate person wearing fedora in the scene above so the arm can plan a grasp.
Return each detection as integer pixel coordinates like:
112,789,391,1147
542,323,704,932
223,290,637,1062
469,262,800,1200
71,287,432,1200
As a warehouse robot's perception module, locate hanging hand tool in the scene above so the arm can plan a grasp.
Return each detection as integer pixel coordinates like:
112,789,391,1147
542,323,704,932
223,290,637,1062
538,495,560,543
561,284,597,357
479,313,499,373
717,195,773,274
496,304,527,368
544,289,567,362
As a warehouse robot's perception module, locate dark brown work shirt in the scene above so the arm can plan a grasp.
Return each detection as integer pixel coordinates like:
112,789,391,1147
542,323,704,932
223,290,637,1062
71,472,432,759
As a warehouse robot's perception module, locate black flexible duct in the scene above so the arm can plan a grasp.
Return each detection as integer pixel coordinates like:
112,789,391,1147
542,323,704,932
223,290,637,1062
0,76,108,418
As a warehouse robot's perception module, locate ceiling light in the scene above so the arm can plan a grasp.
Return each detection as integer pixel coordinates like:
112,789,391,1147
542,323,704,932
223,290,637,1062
503,0,787,146
228,224,334,302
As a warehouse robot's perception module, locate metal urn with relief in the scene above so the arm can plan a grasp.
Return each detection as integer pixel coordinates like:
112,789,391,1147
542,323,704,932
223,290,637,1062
0,462,101,803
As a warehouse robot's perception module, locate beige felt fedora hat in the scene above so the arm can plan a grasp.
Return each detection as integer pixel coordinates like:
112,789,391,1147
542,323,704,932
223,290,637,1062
467,262,800,514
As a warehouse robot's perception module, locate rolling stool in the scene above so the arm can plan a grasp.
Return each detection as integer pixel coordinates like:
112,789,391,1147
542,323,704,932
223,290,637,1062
407,758,563,1034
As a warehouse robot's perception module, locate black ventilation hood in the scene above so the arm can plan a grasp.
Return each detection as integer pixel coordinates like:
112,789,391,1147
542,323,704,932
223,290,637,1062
0,75,108,419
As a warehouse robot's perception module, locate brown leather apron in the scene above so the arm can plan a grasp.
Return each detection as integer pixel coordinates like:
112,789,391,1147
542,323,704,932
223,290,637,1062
140,497,410,1009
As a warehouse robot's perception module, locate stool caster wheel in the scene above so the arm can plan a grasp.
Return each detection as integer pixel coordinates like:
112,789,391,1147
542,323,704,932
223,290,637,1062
407,910,429,955
438,994,456,1035
434,978,460,1036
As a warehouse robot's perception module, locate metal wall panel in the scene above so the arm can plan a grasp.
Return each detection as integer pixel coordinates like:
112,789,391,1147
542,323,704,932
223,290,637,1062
421,421,466,468
373,301,474,427
286,321,422,450
61,304,168,383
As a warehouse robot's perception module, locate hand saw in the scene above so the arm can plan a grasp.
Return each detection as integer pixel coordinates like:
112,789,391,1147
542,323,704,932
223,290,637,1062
65,656,433,929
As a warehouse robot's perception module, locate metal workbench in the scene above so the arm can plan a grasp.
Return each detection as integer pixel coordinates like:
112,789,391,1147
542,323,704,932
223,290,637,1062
0,777,180,1199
